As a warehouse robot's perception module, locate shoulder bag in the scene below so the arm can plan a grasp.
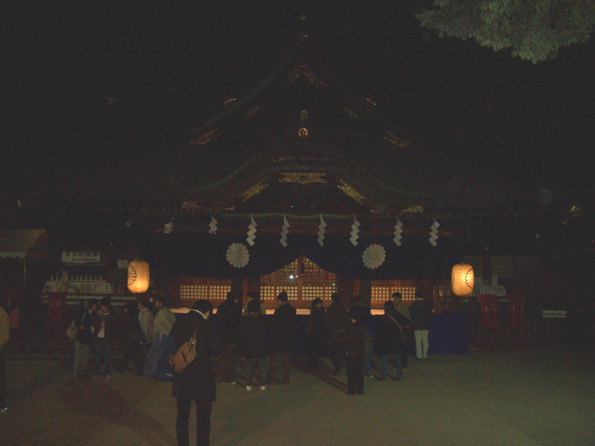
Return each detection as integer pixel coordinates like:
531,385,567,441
169,325,198,373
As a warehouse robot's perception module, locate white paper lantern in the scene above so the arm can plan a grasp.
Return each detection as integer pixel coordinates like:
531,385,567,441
451,263,474,297
128,260,150,294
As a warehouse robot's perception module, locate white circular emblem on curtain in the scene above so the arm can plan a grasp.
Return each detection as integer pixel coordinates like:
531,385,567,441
362,244,386,269
226,243,250,268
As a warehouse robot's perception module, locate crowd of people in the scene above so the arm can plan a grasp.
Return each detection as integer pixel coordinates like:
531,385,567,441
70,293,176,379
170,289,432,445
0,288,433,445
64,288,432,387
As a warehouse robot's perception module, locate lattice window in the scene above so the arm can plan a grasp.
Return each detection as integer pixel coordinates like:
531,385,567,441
260,256,336,306
179,278,231,304
370,280,417,303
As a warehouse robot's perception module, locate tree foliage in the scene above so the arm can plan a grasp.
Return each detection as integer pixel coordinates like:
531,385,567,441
417,0,595,63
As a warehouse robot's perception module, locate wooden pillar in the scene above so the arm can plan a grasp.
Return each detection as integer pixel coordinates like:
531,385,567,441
358,279,372,307
336,275,353,307
165,276,181,305
231,277,245,303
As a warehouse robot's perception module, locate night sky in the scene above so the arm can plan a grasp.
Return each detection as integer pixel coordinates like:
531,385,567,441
3,0,594,203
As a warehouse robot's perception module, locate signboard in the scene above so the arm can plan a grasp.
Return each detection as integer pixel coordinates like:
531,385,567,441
542,310,567,318
117,259,130,269
62,251,101,264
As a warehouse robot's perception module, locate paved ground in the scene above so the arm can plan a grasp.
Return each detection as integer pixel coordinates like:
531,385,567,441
1,348,594,446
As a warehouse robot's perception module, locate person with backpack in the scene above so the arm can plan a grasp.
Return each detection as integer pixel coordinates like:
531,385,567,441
170,299,220,446
375,301,405,381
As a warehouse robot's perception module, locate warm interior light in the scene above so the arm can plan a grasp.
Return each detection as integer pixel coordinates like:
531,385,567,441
128,260,150,294
451,263,474,297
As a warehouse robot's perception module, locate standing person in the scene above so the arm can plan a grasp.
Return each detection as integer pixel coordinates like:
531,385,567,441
306,298,326,369
170,299,220,446
0,294,10,414
92,297,117,378
73,298,98,378
154,295,176,337
392,292,412,369
375,301,404,381
243,292,266,315
216,291,242,385
345,305,367,395
239,299,268,391
138,297,155,354
325,292,350,375
409,290,433,360
117,301,146,375
350,295,373,377
267,291,296,386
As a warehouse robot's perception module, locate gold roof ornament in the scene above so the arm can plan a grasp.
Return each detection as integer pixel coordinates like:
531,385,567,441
189,128,221,145
279,173,327,185
239,181,269,202
337,179,366,205
298,127,309,138
401,205,424,215
181,201,200,212
383,131,410,148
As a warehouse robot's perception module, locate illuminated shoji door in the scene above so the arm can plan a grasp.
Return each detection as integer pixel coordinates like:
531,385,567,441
260,256,337,309
370,280,417,304
179,277,232,306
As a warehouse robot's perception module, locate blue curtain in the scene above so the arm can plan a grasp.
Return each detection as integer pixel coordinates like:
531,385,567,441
140,232,464,280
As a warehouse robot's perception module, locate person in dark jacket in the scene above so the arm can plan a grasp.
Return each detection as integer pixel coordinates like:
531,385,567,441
346,305,367,395
392,292,412,370
325,292,350,375
408,290,434,360
117,301,146,375
239,299,268,390
306,298,326,368
267,291,296,385
375,301,405,380
350,295,373,377
73,298,97,378
170,299,220,446
92,297,117,378
215,291,242,385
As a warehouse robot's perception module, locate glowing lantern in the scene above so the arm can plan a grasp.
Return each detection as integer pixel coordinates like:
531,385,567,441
451,263,474,297
128,260,150,294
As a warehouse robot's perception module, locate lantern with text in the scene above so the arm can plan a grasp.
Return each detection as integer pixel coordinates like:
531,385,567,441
128,260,150,294
451,263,474,297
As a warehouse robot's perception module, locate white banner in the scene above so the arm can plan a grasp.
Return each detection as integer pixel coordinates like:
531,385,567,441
62,251,101,264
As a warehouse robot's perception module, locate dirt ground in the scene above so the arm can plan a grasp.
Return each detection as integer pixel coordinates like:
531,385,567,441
1,348,594,446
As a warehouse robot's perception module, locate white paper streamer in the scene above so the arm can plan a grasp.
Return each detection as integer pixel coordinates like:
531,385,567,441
317,215,327,247
393,218,403,246
246,214,257,246
350,215,361,246
429,218,440,247
280,215,290,247
208,215,218,234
